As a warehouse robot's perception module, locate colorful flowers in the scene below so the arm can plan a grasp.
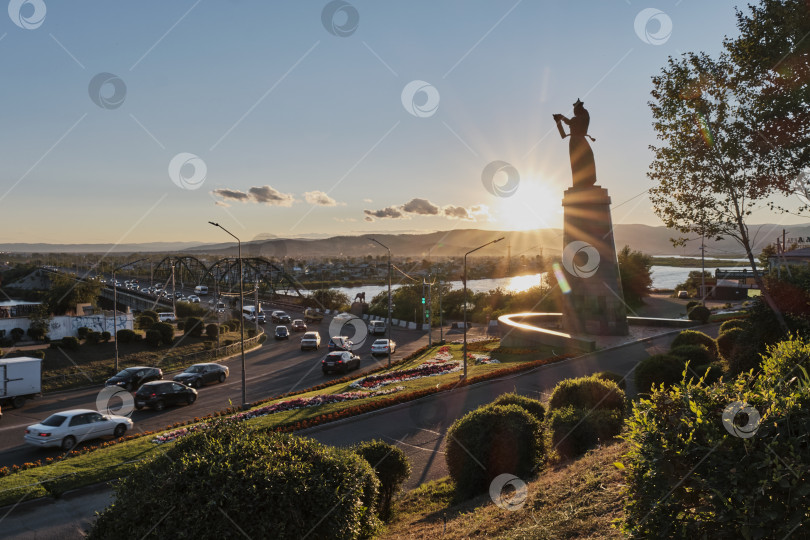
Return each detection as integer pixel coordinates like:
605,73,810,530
350,361,461,391
152,386,404,444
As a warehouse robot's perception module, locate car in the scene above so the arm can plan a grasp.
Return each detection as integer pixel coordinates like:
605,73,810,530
140,287,150,294
135,381,197,411
24,409,133,450
304,308,324,323
370,338,396,356
328,336,353,352
215,302,226,313
271,310,291,324
187,295,201,303
105,366,163,391
291,319,307,332
368,320,386,336
172,363,229,388
322,351,361,374
175,291,183,298
300,331,321,350
275,325,290,340
157,312,176,323
677,290,689,299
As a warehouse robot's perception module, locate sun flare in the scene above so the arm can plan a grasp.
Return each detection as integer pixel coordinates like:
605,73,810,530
496,179,562,231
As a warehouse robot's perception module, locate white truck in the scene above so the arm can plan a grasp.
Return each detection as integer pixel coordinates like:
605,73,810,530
1,357,42,409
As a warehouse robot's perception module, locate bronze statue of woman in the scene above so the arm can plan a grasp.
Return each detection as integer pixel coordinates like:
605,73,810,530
553,99,597,189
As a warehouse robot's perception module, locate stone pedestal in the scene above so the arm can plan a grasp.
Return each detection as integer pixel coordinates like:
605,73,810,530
560,185,628,335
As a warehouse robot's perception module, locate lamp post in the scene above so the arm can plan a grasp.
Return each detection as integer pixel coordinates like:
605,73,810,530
463,237,504,378
113,258,147,373
370,238,392,367
209,221,248,408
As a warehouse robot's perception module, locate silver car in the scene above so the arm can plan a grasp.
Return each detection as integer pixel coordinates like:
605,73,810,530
24,409,133,451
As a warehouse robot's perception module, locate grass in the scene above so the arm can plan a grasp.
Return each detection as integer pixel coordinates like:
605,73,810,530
35,329,251,391
383,440,629,539
0,340,559,507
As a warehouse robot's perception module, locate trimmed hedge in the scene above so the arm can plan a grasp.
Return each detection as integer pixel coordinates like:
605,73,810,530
687,305,711,323
136,315,156,330
60,336,80,350
670,330,719,362
719,318,748,334
446,404,544,499
548,375,626,415
634,354,686,394
669,344,715,367
89,424,382,539
547,405,623,460
594,371,627,391
205,323,219,341
150,321,174,346
85,331,101,345
184,317,204,338
76,327,90,340
116,329,139,344
717,327,745,362
353,440,411,521
144,329,161,348
491,392,546,422
691,363,723,384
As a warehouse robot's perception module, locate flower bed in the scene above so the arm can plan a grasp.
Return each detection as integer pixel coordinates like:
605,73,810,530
350,361,461,391
152,386,404,444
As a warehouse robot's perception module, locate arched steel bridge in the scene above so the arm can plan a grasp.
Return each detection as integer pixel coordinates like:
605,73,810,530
150,256,304,298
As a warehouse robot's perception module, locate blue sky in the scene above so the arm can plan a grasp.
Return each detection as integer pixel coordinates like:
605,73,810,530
0,1,802,244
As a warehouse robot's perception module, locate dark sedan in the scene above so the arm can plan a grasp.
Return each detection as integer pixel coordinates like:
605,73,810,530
274,326,290,340
105,366,162,391
321,351,361,374
135,381,197,411
172,363,229,388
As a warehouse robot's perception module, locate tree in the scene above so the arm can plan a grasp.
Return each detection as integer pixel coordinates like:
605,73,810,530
309,289,350,312
617,245,653,308
648,51,791,331
726,0,810,185
46,274,102,315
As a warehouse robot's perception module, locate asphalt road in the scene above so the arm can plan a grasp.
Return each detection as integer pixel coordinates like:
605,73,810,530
0,309,430,469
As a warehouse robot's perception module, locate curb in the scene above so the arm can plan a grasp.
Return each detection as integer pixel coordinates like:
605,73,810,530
0,479,116,515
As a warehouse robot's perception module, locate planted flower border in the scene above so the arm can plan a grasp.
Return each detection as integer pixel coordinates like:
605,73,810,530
152,386,405,444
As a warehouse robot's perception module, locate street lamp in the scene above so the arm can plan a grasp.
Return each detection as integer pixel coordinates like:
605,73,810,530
209,221,248,408
370,238,392,367
113,258,147,373
463,237,505,378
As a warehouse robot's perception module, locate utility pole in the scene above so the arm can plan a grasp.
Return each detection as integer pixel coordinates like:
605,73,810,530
254,279,259,335
171,262,176,318
700,233,705,303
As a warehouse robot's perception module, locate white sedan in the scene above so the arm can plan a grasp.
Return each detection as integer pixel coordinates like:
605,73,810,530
187,295,201,303
24,409,133,451
370,338,396,356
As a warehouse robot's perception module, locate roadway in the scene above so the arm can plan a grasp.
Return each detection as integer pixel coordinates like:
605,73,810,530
0,308,431,469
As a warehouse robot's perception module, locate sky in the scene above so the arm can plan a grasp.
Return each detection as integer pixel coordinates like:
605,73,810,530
0,0,806,245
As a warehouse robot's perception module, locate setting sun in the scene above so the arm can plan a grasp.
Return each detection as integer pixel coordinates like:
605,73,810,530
496,179,563,231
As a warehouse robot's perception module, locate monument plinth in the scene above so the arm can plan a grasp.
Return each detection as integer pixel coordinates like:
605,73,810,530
561,185,628,335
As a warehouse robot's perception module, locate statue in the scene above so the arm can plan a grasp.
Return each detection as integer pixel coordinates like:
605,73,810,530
353,292,366,304
553,99,597,189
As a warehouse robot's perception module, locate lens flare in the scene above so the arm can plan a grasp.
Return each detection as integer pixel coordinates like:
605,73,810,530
552,262,571,294
696,113,714,147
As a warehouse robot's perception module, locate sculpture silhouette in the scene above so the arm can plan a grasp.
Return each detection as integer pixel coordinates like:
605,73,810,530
353,292,366,304
553,99,597,189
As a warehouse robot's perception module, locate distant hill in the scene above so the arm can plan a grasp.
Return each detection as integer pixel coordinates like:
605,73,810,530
3,223,807,257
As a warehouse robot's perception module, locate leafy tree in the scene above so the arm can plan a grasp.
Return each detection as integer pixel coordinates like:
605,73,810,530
648,52,790,330
46,274,102,315
27,303,51,341
309,289,350,312
617,245,653,308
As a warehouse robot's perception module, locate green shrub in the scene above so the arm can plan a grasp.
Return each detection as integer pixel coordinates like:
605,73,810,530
60,336,80,350
184,317,204,338
594,371,627,390
622,336,810,538
100,331,111,342
144,329,161,348
717,327,745,362
247,328,258,338
85,331,101,345
634,354,687,394
258,334,267,344
669,344,715,367
136,315,156,330
687,304,711,323
353,440,411,521
150,321,174,346
491,392,546,422
719,318,748,334
141,310,159,322
176,302,206,319
76,327,90,340
685,300,700,312
116,329,138,344
445,404,543,499
26,326,46,341
547,406,623,460
691,363,723,384
205,323,219,341
176,320,185,331
670,330,719,361
89,424,381,539
203,341,214,350
548,375,626,415
219,325,227,334
10,328,24,342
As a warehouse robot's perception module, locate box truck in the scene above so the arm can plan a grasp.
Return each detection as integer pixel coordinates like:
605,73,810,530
1,357,42,409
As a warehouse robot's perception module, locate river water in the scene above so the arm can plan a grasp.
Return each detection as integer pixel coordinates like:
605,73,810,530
327,265,729,300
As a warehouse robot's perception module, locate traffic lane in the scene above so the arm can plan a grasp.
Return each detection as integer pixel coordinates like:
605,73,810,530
307,331,684,490
0,324,430,467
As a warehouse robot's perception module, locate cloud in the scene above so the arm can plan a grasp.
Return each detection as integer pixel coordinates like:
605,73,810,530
363,198,373,203
443,205,472,220
214,200,231,208
470,204,492,221
364,216,374,222
334,217,357,223
402,198,440,215
364,206,405,220
305,190,338,206
211,188,249,202
249,185,295,206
